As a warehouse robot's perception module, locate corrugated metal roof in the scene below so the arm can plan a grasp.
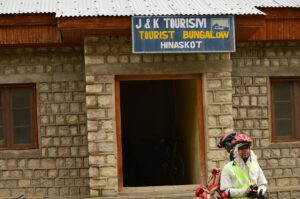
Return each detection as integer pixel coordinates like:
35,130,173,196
0,0,299,17
203,0,265,15
274,0,300,7
243,0,300,7
56,0,265,17
0,0,56,14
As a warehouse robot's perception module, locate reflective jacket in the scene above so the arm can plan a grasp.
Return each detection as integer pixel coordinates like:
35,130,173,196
220,150,267,198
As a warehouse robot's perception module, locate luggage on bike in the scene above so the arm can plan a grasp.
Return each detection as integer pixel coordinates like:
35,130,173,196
195,168,226,199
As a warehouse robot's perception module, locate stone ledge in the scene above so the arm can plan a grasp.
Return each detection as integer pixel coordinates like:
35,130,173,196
0,149,41,159
268,185,300,192
232,66,300,76
268,142,300,148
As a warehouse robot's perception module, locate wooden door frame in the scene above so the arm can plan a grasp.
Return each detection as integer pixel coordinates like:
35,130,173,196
115,74,206,191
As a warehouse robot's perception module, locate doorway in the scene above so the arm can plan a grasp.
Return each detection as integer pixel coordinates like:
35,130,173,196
115,75,205,189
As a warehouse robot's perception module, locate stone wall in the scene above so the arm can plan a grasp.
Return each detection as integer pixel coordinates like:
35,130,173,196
232,42,300,198
205,71,234,170
0,38,299,199
84,36,234,197
0,47,89,199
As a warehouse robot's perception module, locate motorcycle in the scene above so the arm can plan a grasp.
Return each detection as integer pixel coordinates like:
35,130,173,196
195,168,265,199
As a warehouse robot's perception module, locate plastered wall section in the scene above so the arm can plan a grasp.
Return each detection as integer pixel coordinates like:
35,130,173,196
0,47,89,199
84,36,234,197
232,42,300,199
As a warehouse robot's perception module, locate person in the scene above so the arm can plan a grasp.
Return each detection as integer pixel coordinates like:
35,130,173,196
220,134,267,198
217,129,237,161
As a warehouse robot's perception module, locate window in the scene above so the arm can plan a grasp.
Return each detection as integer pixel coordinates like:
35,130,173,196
0,84,37,150
271,78,300,141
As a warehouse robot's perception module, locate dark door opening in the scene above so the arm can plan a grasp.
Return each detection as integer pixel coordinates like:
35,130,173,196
119,78,203,187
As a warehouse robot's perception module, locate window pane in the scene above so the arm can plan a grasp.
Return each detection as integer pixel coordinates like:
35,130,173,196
0,128,4,145
0,110,2,125
273,83,291,101
13,109,31,126
275,102,292,118
12,89,31,108
13,127,32,145
0,85,36,149
275,120,293,137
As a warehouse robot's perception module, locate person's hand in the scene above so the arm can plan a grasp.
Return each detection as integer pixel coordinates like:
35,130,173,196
245,185,258,198
257,185,267,198
246,189,257,198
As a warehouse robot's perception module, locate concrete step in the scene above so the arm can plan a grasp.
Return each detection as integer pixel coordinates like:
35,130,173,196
85,191,195,199
119,191,194,198
85,185,198,199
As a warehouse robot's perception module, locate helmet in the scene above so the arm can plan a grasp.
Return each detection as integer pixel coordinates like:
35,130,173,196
233,134,253,149
217,130,237,150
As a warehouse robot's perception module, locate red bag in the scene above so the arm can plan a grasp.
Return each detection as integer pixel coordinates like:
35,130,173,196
195,168,226,199
195,185,211,199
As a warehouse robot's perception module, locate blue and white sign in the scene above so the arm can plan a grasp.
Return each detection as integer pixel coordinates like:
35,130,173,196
132,16,235,53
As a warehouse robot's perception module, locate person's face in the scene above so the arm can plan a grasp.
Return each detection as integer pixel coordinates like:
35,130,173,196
238,145,250,160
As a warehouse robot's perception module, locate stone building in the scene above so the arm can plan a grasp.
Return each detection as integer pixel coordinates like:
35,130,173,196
0,1,299,199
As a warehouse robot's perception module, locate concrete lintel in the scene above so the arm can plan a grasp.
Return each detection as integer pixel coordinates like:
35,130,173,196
86,60,232,75
0,73,84,84
233,67,300,76
0,74,52,84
